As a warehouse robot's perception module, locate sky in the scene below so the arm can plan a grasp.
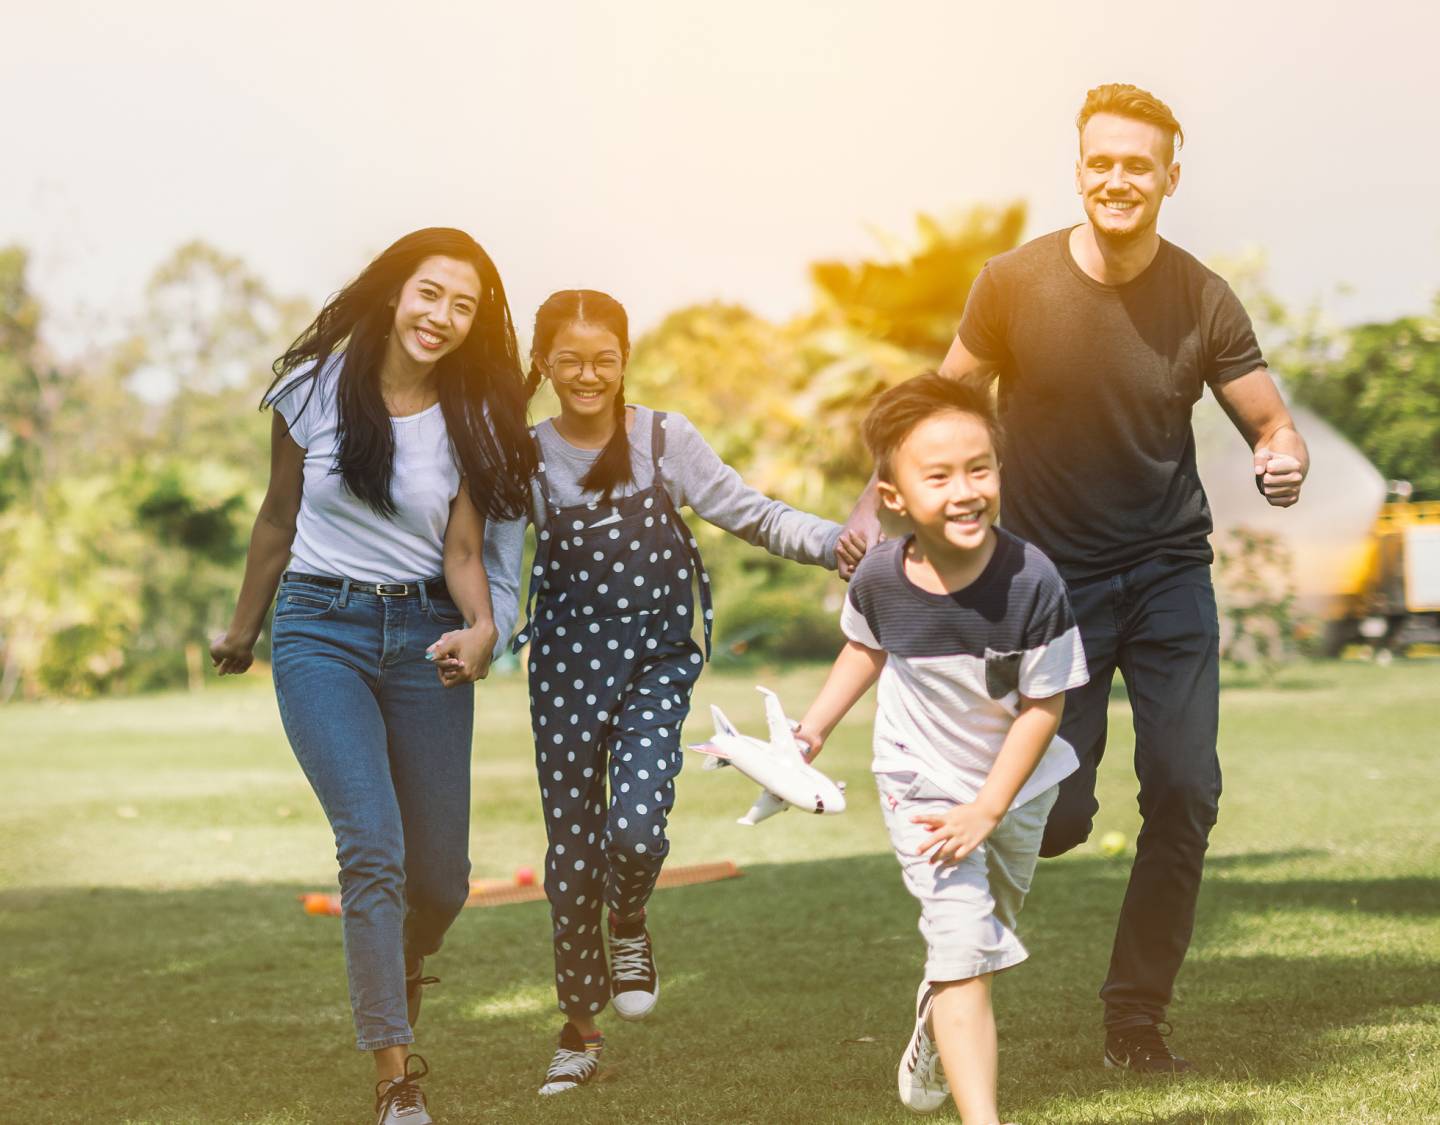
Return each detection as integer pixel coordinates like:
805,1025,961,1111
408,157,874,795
6,0,1438,358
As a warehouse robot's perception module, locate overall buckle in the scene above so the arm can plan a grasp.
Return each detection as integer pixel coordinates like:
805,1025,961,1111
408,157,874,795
375,583,409,597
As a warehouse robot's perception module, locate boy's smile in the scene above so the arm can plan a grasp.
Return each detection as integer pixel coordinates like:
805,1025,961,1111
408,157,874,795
879,410,1000,561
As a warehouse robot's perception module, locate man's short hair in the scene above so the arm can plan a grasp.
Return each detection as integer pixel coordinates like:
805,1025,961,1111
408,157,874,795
1077,83,1184,162
863,371,1002,482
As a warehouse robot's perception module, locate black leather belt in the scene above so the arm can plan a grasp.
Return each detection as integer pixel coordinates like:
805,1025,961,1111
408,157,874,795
282,571,449,599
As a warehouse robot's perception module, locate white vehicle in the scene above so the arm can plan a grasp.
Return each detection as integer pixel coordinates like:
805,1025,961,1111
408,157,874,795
689,687,847,825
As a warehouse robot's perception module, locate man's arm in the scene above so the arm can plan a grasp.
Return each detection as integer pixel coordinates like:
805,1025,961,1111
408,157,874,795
838,336,998,576
1211,367,1309,508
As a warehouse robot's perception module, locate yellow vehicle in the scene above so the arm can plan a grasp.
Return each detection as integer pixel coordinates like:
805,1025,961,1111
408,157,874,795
1330,499,1440,659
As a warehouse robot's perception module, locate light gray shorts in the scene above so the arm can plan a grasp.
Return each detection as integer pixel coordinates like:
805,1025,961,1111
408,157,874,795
876,771,1058,983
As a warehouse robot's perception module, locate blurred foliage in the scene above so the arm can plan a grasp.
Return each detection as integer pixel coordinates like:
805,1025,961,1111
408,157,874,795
625,204,1026,658
1283,301,1440,500
0,242,302,699
7,208,1437,695
1214,527,1302,671
1216,251,1440,500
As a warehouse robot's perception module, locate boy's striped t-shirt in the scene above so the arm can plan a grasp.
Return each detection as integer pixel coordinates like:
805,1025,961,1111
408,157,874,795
841,530,1089,808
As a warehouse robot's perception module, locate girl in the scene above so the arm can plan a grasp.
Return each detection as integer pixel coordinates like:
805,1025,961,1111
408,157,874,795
210,228,535,1125
503,290,864,1095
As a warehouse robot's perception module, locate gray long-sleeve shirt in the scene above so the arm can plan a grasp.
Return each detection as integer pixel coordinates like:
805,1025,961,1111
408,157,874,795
529,406,841,568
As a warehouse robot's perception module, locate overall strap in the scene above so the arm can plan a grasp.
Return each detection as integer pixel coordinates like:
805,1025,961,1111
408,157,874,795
649,411,713,661
650,409,668,471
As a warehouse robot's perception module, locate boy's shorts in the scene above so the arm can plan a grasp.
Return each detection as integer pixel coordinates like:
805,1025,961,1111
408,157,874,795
876,770,1058,983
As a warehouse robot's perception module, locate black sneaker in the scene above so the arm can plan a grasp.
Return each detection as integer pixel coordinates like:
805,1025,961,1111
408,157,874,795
538,1023,604,1096
1104,1022,1194,1073
608,911,658,1021
375,1054,433,1124
405,956,439,1029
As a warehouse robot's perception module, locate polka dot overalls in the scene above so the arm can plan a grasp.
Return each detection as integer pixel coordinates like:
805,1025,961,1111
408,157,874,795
516,412,713,1017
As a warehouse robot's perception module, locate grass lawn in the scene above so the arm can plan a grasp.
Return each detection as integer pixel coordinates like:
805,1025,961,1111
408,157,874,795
2,659,1438,1123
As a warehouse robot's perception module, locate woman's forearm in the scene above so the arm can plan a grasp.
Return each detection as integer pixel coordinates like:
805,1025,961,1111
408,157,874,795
227,510,297,642
443,536,494,629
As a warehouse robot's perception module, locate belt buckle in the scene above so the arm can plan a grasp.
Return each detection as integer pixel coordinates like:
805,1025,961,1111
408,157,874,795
375,583,409,597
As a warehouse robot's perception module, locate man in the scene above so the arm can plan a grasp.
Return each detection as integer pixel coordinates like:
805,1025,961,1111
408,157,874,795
846,83,1308,1072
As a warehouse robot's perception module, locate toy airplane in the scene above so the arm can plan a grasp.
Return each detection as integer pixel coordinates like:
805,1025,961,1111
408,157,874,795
688,687,847,825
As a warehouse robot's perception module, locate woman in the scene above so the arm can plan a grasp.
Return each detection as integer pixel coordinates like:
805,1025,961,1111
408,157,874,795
210,228,535,1124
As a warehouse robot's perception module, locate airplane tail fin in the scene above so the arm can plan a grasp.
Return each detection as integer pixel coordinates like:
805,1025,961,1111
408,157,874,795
687,705,738,770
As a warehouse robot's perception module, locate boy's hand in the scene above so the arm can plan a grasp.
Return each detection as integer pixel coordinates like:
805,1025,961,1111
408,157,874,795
426,621,497,687
835,528,870,580
793,722,825,763
913,803,1002,865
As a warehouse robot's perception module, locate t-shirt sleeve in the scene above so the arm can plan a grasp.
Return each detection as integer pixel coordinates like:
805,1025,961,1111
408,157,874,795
1204,282,1266,388
266,366,320,448
956,264,1007,363
1017,568,1089,700
840,590,882,650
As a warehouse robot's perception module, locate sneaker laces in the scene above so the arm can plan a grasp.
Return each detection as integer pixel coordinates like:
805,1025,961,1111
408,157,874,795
546,1046,599,1083
914,1032,943,1089
1121,1020,1177,1061
609,932,652,983
376,1054,429,1113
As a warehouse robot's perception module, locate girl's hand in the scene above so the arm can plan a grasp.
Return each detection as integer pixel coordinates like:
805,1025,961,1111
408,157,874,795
427,621,498,687
912,803,1002,865
836,528,870,580
210,631,256,676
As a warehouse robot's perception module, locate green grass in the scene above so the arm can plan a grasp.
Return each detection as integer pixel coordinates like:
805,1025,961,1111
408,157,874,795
3,660,1438,1123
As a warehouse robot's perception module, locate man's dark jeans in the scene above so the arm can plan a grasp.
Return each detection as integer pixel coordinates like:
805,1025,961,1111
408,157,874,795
1040,555,1221,1030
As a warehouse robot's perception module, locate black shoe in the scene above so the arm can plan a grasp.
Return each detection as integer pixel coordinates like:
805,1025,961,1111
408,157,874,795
1104,1022,1194,1073
538,1023,604,1096
375,1054,433,1124
608,911,658,1021
405,956,439,1029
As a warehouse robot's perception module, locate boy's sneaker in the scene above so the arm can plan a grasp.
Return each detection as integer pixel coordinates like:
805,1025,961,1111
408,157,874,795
538,1023,604,1096
374,1054,432,1124
1103,1021,1194,1073
898,980,948,1113
608,911,659,1021
404,956,439,1029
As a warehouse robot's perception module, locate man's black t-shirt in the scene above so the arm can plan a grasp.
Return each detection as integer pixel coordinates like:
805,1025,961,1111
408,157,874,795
958,228,1264,582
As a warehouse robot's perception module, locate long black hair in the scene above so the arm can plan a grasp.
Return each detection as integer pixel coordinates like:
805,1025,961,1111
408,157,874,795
264,227,536,521
527,289,633,502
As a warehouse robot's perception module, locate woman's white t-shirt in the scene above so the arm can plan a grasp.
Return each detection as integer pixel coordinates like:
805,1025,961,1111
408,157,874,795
271,359,460,583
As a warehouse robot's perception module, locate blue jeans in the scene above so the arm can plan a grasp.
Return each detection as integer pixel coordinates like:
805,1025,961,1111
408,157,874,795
270,576,474,1051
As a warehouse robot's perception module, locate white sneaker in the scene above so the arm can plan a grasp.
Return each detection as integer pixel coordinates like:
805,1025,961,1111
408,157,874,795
374,1055,433,1124
538,1024,603,1096
608,915,659,1021
898,981,949,1113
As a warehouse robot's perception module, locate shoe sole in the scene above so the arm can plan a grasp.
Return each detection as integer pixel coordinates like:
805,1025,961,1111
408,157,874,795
1103,1052,1193,1074
612,977,659,1022
897,980,947,1113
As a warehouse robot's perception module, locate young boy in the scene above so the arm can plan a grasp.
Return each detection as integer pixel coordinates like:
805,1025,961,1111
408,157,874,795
797,372,1088,1125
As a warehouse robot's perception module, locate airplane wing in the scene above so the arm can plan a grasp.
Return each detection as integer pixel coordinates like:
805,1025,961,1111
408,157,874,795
757,687,807,766
737,788,789,826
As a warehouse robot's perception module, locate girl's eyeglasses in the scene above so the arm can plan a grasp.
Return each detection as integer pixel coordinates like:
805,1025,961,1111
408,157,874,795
548,354,623,382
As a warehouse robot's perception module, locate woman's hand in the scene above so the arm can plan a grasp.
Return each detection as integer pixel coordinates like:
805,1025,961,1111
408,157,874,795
427,620,498,687
210,630,257,676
